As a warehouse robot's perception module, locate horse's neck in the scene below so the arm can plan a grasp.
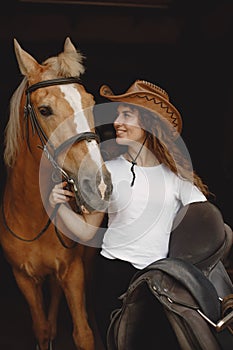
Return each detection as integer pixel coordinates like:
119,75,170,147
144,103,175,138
4,147,52,219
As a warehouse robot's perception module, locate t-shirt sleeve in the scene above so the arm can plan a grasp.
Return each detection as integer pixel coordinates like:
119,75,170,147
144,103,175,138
178,177,207,206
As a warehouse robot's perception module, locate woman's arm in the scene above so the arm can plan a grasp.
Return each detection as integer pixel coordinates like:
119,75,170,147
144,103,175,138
49,181,105,242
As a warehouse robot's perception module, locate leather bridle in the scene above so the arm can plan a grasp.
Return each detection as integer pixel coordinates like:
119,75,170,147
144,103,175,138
24,77,100,189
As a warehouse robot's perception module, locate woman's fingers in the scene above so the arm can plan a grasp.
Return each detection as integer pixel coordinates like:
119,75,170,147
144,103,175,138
49,181,75,208
56,181,75,196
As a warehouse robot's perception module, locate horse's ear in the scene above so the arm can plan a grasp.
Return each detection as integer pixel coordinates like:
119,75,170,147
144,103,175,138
13,38,40,77
63,37,77,54
54,37,85,77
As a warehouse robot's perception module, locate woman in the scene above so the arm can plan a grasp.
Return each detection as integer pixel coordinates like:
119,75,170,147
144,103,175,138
49,80,209,347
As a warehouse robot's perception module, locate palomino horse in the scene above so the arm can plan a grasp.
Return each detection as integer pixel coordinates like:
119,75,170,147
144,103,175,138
0,38,112,350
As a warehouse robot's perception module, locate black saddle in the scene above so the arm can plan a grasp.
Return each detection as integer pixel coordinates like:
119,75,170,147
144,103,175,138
107,201,233,350
169,201,233,297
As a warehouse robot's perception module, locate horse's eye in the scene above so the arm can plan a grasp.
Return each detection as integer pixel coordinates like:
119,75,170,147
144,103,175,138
38,106,53,117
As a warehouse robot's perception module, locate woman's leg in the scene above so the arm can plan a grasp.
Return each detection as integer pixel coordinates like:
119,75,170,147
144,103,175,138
93,254,139,347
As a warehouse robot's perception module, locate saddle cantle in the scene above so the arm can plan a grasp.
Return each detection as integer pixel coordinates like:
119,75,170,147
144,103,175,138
107,201,233,350
169,201,233,297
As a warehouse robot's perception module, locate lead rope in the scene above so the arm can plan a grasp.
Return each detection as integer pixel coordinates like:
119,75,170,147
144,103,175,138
127,134,148,187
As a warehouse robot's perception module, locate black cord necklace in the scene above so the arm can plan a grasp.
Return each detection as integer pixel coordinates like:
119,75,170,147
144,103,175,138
127,134,148,187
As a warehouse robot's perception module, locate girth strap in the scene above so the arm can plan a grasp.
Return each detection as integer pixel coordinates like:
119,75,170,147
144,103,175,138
222,294,233,334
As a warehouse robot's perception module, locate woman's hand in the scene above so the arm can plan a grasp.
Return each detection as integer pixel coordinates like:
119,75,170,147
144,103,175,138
48,180,105,241
49,181,75,208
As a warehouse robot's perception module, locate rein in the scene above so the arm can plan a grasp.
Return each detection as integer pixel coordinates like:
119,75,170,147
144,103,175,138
3,77,99,247
1,203,77,248
1,204,57,242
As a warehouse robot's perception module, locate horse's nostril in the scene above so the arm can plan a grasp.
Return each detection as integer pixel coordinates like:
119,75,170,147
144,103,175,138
108,183,113,197
81,178,94,196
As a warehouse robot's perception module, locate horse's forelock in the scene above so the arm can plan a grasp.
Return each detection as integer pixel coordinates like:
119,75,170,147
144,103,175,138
43,49,85,78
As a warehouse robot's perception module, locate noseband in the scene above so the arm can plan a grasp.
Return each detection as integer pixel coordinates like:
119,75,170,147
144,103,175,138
24,77,100,202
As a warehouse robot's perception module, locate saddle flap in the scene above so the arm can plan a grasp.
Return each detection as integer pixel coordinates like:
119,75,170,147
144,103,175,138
108,257,231,350
129,257,221,322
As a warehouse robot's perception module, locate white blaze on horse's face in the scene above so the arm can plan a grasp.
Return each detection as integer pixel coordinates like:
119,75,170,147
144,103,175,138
60,84,107,200
60,85,91,132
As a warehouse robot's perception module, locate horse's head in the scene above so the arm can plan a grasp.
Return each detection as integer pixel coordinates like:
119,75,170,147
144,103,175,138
9,37,112,213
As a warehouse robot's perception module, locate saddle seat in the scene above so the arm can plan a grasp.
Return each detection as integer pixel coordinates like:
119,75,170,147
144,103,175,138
169,201,233,297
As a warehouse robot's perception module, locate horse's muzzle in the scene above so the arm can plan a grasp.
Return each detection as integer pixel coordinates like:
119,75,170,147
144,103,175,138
72,167,112,214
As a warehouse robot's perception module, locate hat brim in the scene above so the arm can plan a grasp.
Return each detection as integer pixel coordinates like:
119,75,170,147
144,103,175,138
100,85,182,137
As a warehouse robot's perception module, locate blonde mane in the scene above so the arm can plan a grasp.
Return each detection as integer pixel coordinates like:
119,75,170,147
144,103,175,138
4,46,85,168
4,77,27,168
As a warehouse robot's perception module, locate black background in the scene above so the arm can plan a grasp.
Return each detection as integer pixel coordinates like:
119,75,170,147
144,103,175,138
1,0,233,225
0,1,232,348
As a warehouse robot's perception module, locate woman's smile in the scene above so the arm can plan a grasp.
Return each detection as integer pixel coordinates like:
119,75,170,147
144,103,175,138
114,104,146,145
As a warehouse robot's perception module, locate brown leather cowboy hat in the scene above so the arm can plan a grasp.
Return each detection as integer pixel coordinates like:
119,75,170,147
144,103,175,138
99,80,182,138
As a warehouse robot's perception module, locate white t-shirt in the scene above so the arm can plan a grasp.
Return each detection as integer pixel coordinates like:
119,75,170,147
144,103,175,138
101,155,207,269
